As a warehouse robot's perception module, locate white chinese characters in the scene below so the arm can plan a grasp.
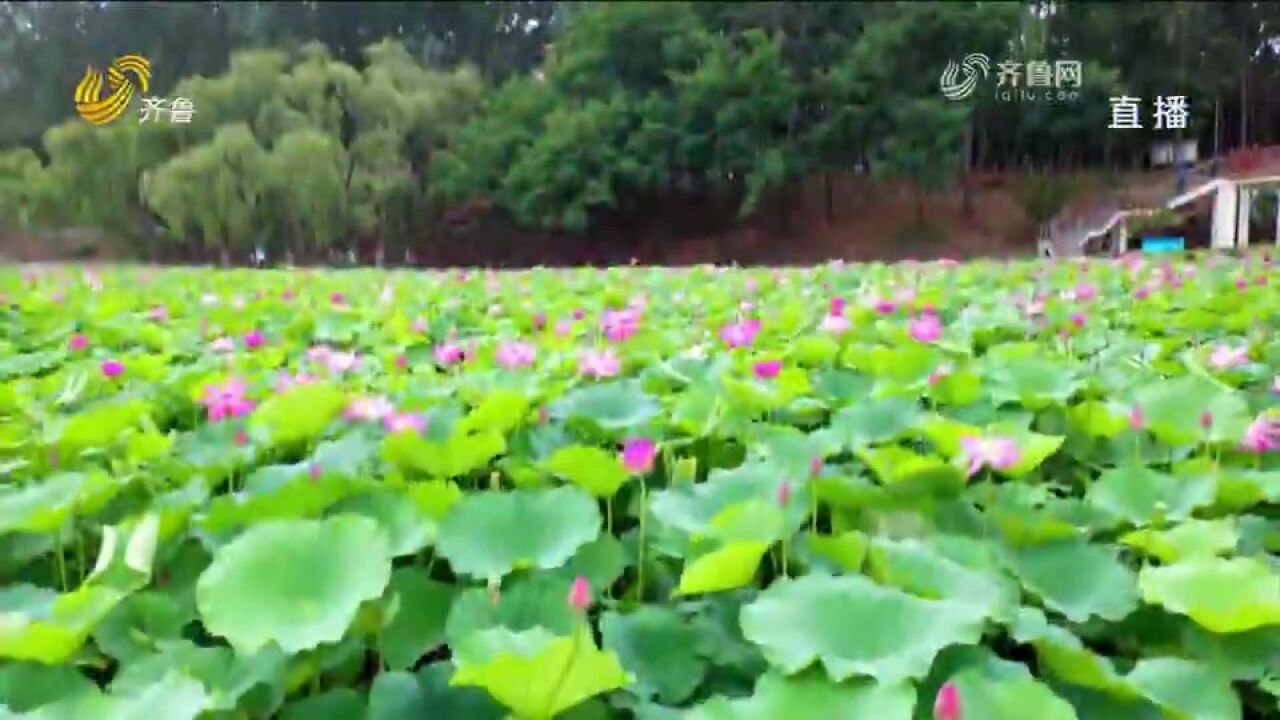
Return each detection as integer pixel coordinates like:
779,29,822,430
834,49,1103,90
139,96,197,124
1107,95,1189,129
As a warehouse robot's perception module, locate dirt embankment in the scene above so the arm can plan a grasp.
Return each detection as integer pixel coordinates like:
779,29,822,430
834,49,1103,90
0,170,1124,267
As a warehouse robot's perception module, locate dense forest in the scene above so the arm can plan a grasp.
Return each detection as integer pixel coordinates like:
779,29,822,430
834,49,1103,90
0,1,1277,263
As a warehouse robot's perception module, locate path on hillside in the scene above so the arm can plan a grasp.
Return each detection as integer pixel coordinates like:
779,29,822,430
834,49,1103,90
1043,146,1280,256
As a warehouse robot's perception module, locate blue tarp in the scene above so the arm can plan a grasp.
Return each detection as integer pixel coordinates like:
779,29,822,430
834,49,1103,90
1142,236,1185,253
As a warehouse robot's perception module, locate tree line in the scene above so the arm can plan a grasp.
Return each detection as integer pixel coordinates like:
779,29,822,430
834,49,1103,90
0,1,1276,263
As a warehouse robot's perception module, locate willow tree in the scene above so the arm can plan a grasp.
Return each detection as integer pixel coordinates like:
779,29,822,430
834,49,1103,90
264,128,345,263
143,124,266,265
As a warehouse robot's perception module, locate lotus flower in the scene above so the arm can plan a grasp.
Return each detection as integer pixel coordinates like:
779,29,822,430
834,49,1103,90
1128,405,1145,429
959,435,1020,477
753,360,782,379
809,457,822,477
496,341,536,369
411,317,427,333
1069,311,1087,328
68,333,89,352
344,395,394,423
100,359,124,379
199,378,255,421
326,350,359,374
568,576,591,611
148,305,169,322
579,348,621,378
211,337,235,353
602,308,641,343
1209,345,1249,370
908,314,942,343
621,437,656,474
1241,413,1280,454
777,480,792,506
721,318,761,348
383,412,426,434
243,330,265,349
435,343,464,366
934,681,961,720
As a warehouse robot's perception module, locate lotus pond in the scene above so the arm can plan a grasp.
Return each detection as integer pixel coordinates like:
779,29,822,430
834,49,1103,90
1,256,1279,719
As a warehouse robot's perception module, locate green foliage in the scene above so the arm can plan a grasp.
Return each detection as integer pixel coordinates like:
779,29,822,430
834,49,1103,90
0,253,1279,715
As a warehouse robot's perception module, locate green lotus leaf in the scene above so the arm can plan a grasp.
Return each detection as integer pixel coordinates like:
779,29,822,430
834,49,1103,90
1126,658,1241,720
650,461,808,538
549,380,660,432
1010,606,1135,697
455,388,531,436
436,486,601,582
0,584,125,664
1008,539,1139,623
248,381,345,447
445,574,578,648
543,445,631,498
381,429,506,479
379,570,455,671
949,666,1079,720
367,671,431,720
803,531,869,572
1138,557,1280,634
278,688,364,720
740,573,986,684
53,398,149,455
600,606,706,704
195,515,392,654
856,446,967,494
674,541,769,596
866,535,1018,621
1120,519,1239,563
451,623,629,720
0,472,115,536
334,489,436,557
1086,464,1216,526
0,663,97,712
686,671,914,720
830,396,921,450
109,639,287,713
1132,375,1251,446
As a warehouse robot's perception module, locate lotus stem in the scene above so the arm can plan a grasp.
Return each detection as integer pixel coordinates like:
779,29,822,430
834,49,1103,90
541,622,582,720
636,477,647,603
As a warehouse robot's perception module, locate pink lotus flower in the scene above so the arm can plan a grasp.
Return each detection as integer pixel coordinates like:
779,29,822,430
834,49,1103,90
927,366,950,386
211,337,235,353
496,341,537,369
621,437,657,474
572,308,586,320
934,681,961,720
872,298,896,315
568,576,591,611
1209,345,1249,370
908,314,942,343
411,317,428,334
243,330,265,349
777,480,792,506
68,333,89,352
234,430,249,447
148,306,169,322
435,343,464,366
1241,413,1280,454
309,463,322,480
325,350,359,374
344,395,394,422
1128,405,1145,429
721,318,761,348
199,379,255,422
579,349,621,379
555,319,575,337
959,435,1020,477
282,289,295,301
1073,283,1098,302
383,412,426,434
810,457,822,477
601,308,641,343
1069,311,1087,329
274,371,316,393
100,359,125,379
753,360,782,379
1200,411,1214,429
330,292,346,306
